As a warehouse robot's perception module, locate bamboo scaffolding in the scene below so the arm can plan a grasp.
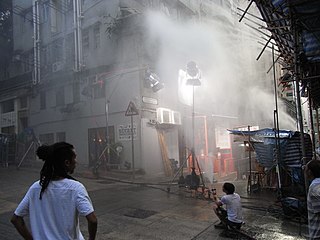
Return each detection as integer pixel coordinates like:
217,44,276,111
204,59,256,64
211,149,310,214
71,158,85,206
157,129,173,177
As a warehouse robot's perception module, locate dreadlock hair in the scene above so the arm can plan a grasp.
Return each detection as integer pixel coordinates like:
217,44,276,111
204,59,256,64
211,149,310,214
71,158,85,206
37,142,76,199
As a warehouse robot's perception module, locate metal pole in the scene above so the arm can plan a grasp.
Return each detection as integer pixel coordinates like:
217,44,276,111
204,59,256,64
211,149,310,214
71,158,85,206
307,88,316,158
291,8,308,193
17,142,35,169
238,0,253,22
248,126,252,193
272,45,282,194
316,108,320,147
105,100,110,167
192,85,195,170
131,115,135,180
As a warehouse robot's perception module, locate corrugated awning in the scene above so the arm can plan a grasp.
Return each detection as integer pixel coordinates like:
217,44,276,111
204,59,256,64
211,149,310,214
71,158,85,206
228,128,313,168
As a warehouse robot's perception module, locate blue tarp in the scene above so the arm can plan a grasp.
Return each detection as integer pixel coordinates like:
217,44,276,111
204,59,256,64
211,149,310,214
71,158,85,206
228,128,313,169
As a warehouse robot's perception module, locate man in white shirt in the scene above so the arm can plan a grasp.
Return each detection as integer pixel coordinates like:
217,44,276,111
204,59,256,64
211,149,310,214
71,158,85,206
213,182,243,230
304,159,320,240
11,142,97,240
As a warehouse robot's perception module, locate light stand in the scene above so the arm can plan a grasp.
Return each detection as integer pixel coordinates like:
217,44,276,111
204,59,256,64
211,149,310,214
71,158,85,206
167,62,206,192
187,78,201,188
105,99,110,166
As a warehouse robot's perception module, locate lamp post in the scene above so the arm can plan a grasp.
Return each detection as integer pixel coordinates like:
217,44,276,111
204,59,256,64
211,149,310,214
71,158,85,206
105,99,110,167
186,61,201,187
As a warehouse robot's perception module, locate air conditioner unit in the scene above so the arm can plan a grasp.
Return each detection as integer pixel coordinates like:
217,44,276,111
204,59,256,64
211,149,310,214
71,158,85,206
172,111,181,125
52,61,63,72
157,108,172,124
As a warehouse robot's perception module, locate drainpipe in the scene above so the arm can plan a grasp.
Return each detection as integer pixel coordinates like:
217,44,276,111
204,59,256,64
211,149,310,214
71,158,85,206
32,0,40,84
73,0,78,71
73,0,82,71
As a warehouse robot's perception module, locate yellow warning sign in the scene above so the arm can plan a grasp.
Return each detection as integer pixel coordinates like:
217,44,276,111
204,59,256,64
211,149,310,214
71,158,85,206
125,101,139,116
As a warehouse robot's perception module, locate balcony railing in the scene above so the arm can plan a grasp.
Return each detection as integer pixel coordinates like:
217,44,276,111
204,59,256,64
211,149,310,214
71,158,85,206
1,111,17,128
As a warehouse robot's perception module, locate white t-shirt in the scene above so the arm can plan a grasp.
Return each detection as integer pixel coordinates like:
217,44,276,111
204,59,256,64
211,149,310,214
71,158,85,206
14,178,94,240
307,178,320,239
220,193,243,223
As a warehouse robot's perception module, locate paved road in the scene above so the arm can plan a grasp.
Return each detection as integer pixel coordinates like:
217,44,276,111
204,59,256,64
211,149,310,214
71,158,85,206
0,166,308,239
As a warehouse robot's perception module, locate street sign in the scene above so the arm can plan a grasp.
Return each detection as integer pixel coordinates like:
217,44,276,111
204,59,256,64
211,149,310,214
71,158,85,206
125,101,139,116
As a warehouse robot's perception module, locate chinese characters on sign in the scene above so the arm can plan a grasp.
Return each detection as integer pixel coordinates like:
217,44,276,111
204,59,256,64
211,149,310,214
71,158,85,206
117,124,137,141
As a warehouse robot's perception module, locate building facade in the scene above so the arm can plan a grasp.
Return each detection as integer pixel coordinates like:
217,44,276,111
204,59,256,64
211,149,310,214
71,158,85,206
0,0,282,177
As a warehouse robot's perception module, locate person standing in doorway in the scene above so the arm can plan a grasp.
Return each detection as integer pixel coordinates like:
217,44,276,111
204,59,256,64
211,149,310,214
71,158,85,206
11,142,97,240
304,159,320,240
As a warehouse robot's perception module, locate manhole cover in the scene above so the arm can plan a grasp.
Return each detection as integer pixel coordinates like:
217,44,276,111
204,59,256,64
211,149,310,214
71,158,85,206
124,208,157,219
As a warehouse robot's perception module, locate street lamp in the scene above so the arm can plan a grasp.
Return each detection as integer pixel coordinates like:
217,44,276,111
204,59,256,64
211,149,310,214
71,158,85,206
186,61,201,189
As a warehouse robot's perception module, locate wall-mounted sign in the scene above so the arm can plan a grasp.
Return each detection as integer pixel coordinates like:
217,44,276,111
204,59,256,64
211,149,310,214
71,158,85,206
117,124,137,141
215,128,231,149
125,101,139,116
142,96,158,105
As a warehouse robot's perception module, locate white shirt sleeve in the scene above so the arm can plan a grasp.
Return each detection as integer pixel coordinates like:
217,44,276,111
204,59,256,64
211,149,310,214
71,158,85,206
76,183,94,216
14,186,33,217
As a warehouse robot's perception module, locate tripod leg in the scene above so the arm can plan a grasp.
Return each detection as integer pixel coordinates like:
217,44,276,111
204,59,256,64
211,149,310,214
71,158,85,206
93,144,109,176
167,152,192,192
171,152,192,183
17,142,34,169
195,155,206,187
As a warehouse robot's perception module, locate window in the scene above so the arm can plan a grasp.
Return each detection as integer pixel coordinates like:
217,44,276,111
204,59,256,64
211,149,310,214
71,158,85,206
93,81,105,99
66,34,74,67
52,39,63,63
39,133,54,145
50,0,62,34
1,99,14,113
40,91,46,110
20,8,33,34
82,29,89,49
73,81,80,103
42,2,49,22
41,46,48,67
87,75,105,99
56,132,66,142
23,51,33,73
66,0,73,11
56,86,65,106
19,96,28,109
1,126,15,135
19,117,28,131
93,24,100,49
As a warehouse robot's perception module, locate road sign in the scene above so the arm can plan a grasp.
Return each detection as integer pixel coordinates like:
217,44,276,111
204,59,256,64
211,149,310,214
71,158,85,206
125,101,139,116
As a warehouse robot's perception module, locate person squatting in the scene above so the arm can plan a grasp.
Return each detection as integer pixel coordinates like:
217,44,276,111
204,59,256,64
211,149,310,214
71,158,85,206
212,182,243,231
